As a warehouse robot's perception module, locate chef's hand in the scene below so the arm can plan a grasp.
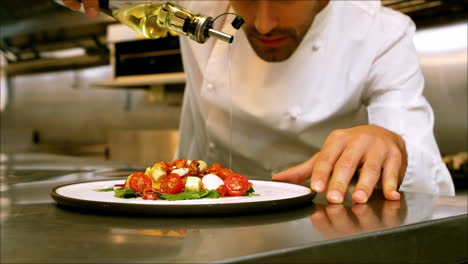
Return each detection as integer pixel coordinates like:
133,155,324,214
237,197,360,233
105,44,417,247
62,0,100,18
310,198,406,238
272,125,407,203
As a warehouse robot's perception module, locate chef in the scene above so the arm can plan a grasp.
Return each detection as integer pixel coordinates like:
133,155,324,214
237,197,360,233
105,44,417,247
63,0,455,203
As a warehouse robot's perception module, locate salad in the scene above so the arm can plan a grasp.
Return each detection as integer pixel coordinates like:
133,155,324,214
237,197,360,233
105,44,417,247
98,158,255,201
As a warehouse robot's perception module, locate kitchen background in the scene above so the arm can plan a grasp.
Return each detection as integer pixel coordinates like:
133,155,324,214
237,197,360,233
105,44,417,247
0,0,467,188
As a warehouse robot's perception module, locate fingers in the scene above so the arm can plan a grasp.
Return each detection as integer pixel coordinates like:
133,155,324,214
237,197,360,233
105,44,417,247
272,154,318,183
81,0,100,18
310,130,348,194
326,137,368,203
63,0,100,17
381,147,403,200
62,0,82,11
351,141,387,203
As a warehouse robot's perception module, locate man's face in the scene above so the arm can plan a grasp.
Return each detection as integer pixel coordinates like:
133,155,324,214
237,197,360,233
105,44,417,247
230,0,328,62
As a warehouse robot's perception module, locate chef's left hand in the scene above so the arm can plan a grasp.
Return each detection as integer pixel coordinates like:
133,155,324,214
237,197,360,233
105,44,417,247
272,125,407,203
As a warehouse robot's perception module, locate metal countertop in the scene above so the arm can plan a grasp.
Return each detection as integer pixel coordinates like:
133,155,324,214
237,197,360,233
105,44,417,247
1,153,467,263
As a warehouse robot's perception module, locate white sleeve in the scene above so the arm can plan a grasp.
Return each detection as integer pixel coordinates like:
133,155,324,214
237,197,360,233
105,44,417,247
364,16,455,196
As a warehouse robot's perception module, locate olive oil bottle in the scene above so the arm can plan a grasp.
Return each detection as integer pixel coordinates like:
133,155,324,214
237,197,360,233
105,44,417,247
112,3,169,39
97,0,244,44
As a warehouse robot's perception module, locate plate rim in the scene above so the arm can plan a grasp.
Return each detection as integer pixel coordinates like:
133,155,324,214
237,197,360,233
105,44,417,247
51,179,316,216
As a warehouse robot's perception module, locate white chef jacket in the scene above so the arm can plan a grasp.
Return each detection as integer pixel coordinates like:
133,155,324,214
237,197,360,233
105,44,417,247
175,1,455,195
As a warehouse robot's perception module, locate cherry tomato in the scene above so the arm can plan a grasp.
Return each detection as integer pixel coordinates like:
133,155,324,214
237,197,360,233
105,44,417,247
224,174,250,196
160,173,184,194
142,189,158,200
206,163,234,180
206,163,222,174
216,184,229,197
217,167,235,180
172,158,187,169
126,172,153,194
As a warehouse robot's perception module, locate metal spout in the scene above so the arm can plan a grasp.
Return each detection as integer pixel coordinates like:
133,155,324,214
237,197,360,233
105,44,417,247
208,29,234,44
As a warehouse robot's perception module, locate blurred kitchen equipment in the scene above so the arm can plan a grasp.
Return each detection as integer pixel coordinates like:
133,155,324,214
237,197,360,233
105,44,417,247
107,129,179,166
443,152,468,172
113,36,182,77
443,152,468,189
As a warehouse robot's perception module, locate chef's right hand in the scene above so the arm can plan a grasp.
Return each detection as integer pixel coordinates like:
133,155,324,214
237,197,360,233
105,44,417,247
62,0,100,18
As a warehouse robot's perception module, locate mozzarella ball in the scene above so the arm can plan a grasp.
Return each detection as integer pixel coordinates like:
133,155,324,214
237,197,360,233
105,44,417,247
202,174,224,190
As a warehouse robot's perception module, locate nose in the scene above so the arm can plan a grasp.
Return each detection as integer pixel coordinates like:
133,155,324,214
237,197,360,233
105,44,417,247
254,1,278,35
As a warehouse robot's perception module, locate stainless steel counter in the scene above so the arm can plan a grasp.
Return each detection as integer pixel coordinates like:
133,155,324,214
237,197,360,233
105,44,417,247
1,153,467,263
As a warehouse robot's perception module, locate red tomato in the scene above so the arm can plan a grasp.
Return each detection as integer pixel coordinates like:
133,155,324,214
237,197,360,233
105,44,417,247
172,158,187,169
216,184,229,197
160,173,184,194
217,167,235,180
206,163,222,174
142,190,158,200
206,163,234,180
224,174,250,196
127,172,153,194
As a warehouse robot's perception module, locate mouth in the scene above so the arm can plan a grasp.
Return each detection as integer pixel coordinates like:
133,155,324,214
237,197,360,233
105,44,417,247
256,36,288,47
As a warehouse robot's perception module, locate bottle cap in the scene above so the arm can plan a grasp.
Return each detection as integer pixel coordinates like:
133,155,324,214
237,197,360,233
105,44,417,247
231,16,245,29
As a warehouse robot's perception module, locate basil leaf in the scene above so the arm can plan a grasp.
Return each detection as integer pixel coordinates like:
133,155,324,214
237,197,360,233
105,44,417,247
95,187,114,192
244,187,258,197
114,187,137,198
160,190,220,201
201,190,221,199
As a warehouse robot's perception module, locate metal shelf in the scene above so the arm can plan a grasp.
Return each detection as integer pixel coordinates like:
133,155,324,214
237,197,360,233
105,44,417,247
91,72,186,88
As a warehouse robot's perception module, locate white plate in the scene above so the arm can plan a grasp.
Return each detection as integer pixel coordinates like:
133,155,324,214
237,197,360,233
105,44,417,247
51,180,315,215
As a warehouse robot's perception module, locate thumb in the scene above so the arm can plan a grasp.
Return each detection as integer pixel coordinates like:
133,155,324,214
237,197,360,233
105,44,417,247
272,154,318,183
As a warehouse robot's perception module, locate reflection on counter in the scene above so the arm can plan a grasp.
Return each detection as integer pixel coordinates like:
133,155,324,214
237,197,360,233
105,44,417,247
310,197,407,239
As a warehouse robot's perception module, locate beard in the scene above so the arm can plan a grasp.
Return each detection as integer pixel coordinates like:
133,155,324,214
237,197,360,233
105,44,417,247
244,24,310,62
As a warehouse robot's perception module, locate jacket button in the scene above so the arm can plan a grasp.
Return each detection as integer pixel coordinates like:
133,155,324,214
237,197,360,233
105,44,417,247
208,142,216,149
312,40,322,51
206,83,215,91
289,106,302,120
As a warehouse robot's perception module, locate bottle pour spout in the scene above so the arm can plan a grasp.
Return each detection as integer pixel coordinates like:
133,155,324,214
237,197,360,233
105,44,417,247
208,29,234,44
